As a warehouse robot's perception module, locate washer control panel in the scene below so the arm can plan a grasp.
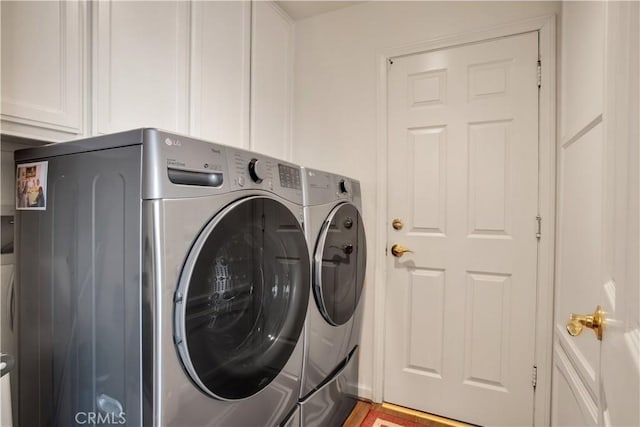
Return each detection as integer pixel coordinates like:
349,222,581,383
278,164,301,191
248,159,267,183
231,151,276,189
143,129,304,203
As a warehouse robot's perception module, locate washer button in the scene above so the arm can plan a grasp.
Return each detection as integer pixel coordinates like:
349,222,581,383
238,176,245,187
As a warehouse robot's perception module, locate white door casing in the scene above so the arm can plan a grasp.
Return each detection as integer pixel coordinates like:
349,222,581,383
552,2,640,426
384,32,539,426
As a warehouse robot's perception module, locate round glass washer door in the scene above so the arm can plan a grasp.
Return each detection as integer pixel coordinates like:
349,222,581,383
174,196,310,400
314,202,366,326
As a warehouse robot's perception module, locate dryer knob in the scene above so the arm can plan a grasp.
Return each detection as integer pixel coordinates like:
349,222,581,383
339,179,351,194
248,158,265,183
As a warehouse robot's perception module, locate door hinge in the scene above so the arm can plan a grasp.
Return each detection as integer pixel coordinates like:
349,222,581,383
537,60,542,88
536,215,542,240
532,365,538,389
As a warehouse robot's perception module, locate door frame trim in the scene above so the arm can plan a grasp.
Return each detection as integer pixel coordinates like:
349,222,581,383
373,14,557,426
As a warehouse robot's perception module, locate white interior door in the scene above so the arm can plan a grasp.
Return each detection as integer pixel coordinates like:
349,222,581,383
384,32,539,426
600,4,640,423
552,2,639,426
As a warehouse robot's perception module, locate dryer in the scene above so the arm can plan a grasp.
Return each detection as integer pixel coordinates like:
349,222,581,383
298,167,366,426
14,129,310,426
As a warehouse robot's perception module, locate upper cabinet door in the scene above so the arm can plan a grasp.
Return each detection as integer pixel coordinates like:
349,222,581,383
94,1,189,134
251,2,293,159
1,1,85,136
190,1,251,149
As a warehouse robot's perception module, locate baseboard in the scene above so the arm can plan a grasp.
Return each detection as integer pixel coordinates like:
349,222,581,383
356,384,373,401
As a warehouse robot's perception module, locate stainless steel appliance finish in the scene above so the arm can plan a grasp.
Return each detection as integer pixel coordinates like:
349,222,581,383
14,129,310,426
299,347,360,427
299,167,366,426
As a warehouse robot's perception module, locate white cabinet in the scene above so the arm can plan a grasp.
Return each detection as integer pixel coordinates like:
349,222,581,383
251,2,294,159
1,1,85,139
190,1,251,148
1,1,294,159
94,1,190,134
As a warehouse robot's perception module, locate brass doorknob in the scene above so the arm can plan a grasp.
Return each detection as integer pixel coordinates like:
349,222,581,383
391,244,413,257
566,305,605,340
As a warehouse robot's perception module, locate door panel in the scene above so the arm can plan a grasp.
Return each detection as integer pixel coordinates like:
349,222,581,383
1,1,84,134
385,32,539,426
599,3,640,425
554,123,603,403
554,359,597,426
408,127,446,234
95,1,189,134
190,1,251,148
406,269,445,378
553,2,639,426
560,1,605,142
251,2,293,159
551,3,606,424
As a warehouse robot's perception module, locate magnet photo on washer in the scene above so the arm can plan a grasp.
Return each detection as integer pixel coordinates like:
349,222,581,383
16,161,48,210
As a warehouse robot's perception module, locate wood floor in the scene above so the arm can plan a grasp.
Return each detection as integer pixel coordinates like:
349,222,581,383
343,401,474,427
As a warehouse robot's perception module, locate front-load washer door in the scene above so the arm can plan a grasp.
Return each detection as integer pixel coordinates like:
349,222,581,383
314,203,367,326
174,196,310,401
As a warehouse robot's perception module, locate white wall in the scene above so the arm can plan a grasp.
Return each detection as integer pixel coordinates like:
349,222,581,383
292,1,560,399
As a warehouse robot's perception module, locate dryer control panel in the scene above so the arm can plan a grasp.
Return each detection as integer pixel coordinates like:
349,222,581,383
301,167,362,207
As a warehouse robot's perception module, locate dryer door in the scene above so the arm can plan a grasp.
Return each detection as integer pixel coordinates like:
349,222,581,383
314,203,367,326
174,196,310,400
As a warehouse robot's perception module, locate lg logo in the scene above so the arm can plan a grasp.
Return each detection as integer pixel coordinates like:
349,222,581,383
164,137,182,147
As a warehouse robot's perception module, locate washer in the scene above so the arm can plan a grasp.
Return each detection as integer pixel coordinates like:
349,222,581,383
14,128,310,426
298,167,367,426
